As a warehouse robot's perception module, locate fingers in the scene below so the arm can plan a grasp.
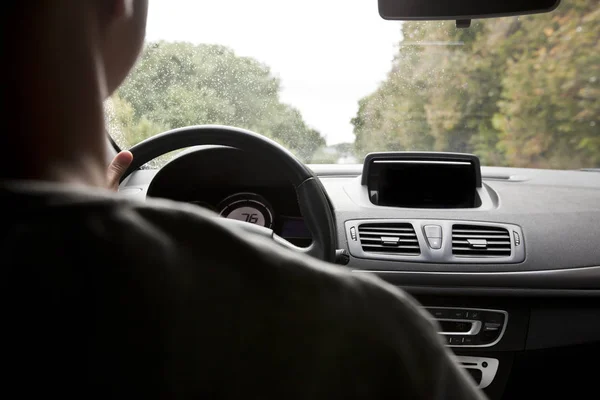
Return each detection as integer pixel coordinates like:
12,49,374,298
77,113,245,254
107,150,133,191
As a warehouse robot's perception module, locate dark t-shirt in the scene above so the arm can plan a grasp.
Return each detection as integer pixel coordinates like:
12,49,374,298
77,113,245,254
1,181,484,399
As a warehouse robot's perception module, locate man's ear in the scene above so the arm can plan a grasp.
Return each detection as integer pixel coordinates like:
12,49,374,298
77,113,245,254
99,0,148,97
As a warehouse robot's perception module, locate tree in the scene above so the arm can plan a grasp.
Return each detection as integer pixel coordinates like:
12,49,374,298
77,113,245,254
352,38,435,158
107,42,325,162
105,94,169,146
494,0,600,168
352,0,599,168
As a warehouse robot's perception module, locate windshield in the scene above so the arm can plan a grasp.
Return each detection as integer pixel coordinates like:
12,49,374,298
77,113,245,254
106,0,599,169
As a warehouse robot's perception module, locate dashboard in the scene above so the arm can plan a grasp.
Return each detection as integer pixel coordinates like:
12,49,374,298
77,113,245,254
124,146,600,284
120,146,600,399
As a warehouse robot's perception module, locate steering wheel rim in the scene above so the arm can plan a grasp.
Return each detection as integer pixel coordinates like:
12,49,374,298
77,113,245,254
120,125,337,262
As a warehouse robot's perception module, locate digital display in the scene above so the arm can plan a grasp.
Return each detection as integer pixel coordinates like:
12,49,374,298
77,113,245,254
217,193,273,229
369,160,480,208
224,206,266,226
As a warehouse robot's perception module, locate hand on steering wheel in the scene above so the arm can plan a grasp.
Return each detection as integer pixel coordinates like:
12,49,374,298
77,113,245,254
107,151,133,191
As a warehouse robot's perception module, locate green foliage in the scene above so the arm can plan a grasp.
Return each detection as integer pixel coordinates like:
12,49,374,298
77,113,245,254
108,42,324,162
352,0,599,168
106,94,169,147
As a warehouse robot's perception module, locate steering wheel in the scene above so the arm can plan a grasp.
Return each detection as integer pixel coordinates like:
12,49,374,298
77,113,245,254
119,125,337,262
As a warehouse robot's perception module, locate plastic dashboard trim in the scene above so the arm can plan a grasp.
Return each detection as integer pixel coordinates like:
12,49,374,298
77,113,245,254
352,265,600,290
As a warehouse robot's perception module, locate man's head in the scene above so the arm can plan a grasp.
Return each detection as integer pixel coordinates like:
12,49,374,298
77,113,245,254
1,0,148,184
4,0,148,95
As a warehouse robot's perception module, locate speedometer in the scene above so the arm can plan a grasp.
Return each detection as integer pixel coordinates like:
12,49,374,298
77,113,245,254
218,193,274,229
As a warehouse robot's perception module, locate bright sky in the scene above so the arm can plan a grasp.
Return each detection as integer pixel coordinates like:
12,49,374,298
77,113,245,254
145,0,402,145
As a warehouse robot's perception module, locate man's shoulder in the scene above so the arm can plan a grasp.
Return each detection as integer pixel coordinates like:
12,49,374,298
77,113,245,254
89,197,468,399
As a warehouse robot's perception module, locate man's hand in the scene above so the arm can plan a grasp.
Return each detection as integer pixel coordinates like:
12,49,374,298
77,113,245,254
107,151,133,191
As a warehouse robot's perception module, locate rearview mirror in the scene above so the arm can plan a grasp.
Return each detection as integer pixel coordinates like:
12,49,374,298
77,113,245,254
378,0,561,23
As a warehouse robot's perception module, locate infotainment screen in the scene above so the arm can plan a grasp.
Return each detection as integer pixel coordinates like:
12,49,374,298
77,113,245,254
367,157,481,208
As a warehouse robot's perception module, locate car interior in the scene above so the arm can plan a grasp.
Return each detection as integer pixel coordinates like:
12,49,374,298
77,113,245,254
112,0,599,398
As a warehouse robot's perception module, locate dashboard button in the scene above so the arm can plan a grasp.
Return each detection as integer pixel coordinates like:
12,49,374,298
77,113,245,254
428,308,450,319
462,337,474,345
451,310,466,319
467,310,481,319
424,225,442,238
483,322,502,332
448,336,463,345
428,237,442,249
350,226,357,241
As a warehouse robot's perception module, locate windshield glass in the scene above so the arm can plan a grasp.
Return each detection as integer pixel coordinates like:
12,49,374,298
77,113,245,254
106,0,599,169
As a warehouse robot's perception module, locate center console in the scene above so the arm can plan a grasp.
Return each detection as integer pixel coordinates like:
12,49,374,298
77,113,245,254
425,307,508,389
350,152,521,395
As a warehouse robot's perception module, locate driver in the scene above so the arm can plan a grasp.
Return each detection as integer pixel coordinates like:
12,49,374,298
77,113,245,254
1,1,484,398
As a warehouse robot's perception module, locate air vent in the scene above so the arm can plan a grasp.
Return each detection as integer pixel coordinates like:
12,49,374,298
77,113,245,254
346,219,524,263
358,223,420,255
452,225,511,257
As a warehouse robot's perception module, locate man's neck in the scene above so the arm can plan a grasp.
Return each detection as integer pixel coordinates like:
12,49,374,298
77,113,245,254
1,3,108,187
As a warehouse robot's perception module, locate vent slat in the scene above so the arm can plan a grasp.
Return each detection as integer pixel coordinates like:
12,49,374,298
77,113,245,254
453,229,507,235
358,223,420,255
361,238,419,244
453,249,511,253
359,227,415,233
452,234,509,239
359,232,417,238
454,250,510,257
453,224,508,231
453,251,511,257
452,224,511,258
360,231,415,236
452,247,511,251
362,247,420,254
452,240,511,246
452,242,510,250
363,244,421,250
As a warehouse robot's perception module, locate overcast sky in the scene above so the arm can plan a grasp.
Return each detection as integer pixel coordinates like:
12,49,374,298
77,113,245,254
145,0,402,145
